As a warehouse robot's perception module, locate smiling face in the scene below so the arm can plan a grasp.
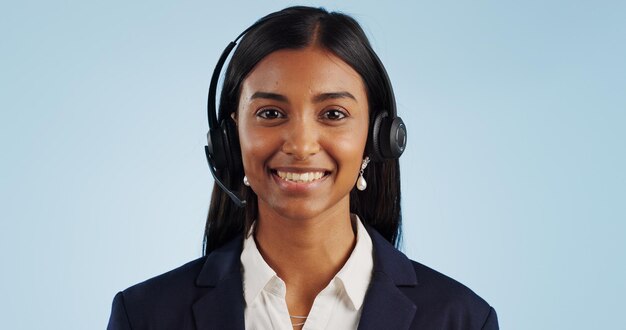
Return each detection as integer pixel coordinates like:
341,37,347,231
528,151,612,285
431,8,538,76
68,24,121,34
235,46,369,222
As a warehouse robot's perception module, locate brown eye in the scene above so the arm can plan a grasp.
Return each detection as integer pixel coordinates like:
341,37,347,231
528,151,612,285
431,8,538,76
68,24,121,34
257,108,285,119
322,109,347,120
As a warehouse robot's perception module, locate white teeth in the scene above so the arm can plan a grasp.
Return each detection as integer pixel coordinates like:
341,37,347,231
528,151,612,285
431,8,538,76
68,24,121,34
276,170,325,183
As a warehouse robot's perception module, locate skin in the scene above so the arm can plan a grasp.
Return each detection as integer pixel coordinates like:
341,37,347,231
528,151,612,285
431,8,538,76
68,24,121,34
233,45,370,319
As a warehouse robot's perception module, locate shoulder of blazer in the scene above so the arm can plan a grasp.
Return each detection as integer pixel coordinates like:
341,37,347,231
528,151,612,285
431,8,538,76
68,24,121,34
112,257,207,329
363,225,498,329
111,236,244,329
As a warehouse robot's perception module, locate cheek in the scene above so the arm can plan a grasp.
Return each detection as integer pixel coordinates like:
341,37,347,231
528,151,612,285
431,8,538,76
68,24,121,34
345,117,369,150
331,134,366,155
238,126,274,173
324,124,369,170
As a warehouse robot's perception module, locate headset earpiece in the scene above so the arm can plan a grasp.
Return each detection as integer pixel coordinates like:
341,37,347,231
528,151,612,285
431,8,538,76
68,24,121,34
206,127,226,169
220,117,243,177
370,111,387,161
205,115,247,207
386,116,407,158
205,118,242,174
370,111,407,161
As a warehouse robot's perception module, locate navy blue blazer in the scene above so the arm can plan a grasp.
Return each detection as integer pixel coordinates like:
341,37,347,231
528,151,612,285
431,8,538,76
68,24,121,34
107,226,498,329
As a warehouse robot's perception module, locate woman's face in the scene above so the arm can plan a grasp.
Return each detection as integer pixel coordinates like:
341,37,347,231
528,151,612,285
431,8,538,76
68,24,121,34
235,46,369,221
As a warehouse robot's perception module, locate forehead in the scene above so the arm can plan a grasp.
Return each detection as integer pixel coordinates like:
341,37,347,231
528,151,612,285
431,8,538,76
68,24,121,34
241,46,366,99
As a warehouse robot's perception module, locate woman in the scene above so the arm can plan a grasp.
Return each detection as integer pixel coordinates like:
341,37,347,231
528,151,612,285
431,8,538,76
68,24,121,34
107,6,498,330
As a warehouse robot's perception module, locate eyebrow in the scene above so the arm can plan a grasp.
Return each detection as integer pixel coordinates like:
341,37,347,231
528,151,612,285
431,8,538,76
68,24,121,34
313,92,356,102
250,91,357,103
250,92,288,102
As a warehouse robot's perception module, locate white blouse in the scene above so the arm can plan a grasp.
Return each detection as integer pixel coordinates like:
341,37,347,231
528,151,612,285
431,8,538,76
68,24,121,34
240,215,374,330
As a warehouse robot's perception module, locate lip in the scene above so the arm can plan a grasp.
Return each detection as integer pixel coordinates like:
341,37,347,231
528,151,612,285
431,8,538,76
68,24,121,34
269,167,332,194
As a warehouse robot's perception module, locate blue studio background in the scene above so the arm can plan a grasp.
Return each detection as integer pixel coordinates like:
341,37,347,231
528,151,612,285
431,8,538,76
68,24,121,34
1,1,625,329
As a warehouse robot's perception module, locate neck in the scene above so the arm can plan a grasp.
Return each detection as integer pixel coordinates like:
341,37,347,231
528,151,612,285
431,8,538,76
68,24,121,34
253,199,356,291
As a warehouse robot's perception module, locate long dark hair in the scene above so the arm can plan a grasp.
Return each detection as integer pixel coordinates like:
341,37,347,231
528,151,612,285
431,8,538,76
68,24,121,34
204,6,402,254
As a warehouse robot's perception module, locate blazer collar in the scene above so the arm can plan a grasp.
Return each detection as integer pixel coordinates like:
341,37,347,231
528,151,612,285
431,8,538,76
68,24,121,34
365,225,417,286
191,225,418,330
193,235,245,330
357,225,418,330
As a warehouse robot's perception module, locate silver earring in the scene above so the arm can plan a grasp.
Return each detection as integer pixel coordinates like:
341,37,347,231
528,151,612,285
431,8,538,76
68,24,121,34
356,157,370,191
243,175,250,186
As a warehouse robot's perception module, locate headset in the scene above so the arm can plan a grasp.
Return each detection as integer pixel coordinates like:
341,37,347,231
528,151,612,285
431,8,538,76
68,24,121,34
204,18,407,208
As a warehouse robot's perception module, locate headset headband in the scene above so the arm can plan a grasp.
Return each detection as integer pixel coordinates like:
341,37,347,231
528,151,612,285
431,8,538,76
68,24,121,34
206,23,260,129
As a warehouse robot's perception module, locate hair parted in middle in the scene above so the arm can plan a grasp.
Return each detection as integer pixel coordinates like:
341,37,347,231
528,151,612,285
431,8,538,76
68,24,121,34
204,6,402,254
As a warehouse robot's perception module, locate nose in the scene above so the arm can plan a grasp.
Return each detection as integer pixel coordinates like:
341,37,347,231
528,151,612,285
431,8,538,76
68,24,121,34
281,118,320,160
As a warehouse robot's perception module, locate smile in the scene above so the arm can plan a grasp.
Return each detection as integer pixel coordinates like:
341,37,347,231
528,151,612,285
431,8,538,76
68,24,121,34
274,170,327,183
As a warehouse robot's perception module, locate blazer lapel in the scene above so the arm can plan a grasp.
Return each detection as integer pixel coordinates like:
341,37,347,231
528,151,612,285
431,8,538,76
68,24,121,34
192,236,245,330
189,226,418,329
358,226,418,330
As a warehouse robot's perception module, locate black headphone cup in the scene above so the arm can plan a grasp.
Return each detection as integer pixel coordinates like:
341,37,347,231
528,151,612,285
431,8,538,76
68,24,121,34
207,128,227,169
370,111,406,160
390,117,407,157
221,118,243,177
370,111,387,161
379,118,394,158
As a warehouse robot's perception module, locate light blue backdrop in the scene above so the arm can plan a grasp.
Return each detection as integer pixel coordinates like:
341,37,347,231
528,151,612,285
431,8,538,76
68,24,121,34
1,0,624,329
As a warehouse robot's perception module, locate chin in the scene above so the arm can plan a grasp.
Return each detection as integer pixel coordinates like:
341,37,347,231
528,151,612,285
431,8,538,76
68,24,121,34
270,203,327,222
258,193,350,223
